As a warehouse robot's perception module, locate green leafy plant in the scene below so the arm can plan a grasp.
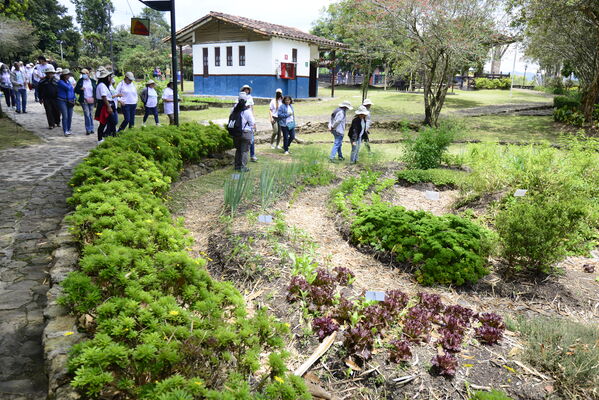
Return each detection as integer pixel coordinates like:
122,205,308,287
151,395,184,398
474,77,511,90
224,171,253,216
396,168,467,189
402,122,458,169
469,389,515,400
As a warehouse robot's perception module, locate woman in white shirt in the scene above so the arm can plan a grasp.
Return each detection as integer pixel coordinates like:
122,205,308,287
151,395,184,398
141,80,159,126
116,72,138,131
74,68,97,135
269,88,283,149
94,66,119,143
162,81,175,125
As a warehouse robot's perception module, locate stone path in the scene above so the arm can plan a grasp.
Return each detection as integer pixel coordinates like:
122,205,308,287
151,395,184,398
0,93,96,399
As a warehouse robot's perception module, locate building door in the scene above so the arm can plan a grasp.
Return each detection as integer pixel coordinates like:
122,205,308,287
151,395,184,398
202,48,209,77
309,61,318,97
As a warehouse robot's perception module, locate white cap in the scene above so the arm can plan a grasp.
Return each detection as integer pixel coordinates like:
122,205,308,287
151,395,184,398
238,92,249,102
55,67,63,73
275,88,283,94
362,98,373,106
339,101,353,110
355,105,370,115
146,79,155,85
125,71,135,81
44,65,56,73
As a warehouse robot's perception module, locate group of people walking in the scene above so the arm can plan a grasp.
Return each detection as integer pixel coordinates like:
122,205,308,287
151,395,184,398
228,84,373,171
1,56,177,143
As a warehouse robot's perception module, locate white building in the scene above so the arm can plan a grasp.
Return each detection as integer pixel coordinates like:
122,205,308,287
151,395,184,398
172,12,345,98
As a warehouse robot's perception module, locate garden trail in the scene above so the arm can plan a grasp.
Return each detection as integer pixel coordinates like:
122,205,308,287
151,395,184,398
0,96,96,399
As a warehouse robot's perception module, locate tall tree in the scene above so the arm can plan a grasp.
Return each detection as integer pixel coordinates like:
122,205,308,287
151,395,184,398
0,15,37,61
0,0,29,19
25,0,80,62
71,0,113,57
368,0,497,126
509,0,599,123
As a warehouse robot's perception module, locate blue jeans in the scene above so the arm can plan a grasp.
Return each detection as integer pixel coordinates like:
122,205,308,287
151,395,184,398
14,88,27,112
330,132,344,159
81,102,95,133
119,103,137,131
143,106,159,124
57,99,74,134
281,126,295,152
250,132,255,158
350,139,362,163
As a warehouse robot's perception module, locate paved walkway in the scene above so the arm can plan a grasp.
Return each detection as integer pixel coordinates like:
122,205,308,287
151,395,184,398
0,93,96,399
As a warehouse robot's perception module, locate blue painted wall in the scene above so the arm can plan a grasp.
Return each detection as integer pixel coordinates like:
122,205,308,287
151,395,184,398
193,75,312,98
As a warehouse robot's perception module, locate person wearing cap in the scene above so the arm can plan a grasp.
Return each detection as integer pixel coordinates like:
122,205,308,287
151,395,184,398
116,72,138,131
0,64,15,110
269,88,283,149
162,81,176,125
38,65,61,129
231,92,254,171
54,68,62,82
10,62,27,113
75,68,97,135
140,80,160,126
362,99,374,152
328,101,353,162
277,95,296,155
348,106,370,164
56,68,76,136
95,66,119,142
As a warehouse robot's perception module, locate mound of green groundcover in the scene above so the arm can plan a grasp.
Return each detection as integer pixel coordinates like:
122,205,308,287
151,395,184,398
61,123,310,399
351,201,492,286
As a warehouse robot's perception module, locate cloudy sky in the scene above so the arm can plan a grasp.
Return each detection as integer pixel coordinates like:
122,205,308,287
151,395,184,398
57,0,534,75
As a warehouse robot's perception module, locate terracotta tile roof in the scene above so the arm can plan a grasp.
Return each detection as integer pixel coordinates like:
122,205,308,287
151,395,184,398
173,11,347,49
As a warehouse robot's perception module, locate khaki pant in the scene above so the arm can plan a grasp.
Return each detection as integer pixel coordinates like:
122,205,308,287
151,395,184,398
233,131,252,169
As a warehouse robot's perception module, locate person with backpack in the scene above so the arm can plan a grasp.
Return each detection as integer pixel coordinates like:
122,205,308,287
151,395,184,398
74,68,97,135
277,95,296,155
140,80,160,126
348,106,370,164
227,92,254,172
269,88,283,149
328,101,353,162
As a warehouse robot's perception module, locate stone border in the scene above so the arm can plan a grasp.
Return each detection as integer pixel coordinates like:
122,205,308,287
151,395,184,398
43,215,82,400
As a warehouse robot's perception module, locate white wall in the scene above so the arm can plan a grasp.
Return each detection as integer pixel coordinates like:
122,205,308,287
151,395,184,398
192,41,272,75
270,38,313,77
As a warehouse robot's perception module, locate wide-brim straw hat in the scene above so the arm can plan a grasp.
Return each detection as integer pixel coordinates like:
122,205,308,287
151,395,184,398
362,98,373,106
81,68,90,74
44,65,56,73
125,71,135,81
339,101,353,110
55,67,63,74
240,84,252,93
146,79,156,85
355,106,370,116
96,66,112,79
61,68,71,75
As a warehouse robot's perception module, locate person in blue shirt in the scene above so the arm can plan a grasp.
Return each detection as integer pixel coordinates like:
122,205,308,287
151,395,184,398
277,96,296,155
56,69,76,136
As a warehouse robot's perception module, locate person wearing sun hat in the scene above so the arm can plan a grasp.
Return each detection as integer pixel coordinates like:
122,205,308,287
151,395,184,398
75,68,97,135
361,99,374,151
94,66,119,143
269,88,283,149
37,64,61,129
348,106,370,164
56,68,76,136
140,79,160,126
328,100,353,162
116,71,138,130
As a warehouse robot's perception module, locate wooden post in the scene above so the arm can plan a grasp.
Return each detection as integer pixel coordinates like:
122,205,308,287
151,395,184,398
331,50,336,98
179,45,184,92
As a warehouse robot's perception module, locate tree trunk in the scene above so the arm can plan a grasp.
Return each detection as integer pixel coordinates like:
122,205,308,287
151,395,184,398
362,58,371,102
581,69,599,123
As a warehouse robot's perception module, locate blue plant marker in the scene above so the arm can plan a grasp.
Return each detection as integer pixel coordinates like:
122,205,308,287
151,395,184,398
258,215,273,223
514,189,527,197
365,291,386,301
231,173,240,180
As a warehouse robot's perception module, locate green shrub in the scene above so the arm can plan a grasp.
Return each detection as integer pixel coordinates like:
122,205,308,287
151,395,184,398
351,201,492,286
553,106,585,126
62,123,307,399
513,316,599,399
396,168,466,189
402,122,457,169
474,78,511,90
469,389,514,400
496,194,586,274
553,95,581,110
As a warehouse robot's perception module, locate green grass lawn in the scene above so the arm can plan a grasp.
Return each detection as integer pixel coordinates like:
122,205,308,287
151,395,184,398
0,117,41,150
461,115,562,143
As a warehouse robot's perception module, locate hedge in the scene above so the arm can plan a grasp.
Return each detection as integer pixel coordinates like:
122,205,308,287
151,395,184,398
61,123,310,399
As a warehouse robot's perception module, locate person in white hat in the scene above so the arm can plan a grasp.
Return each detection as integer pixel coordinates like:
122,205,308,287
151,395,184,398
269,88,283,149
74,68,97,135
228,92,254,172
116,71,138,131
348,106,370,164
94,66,119,142
328,101,353,162
140,80,160,126
37,64,61,129
162,81,176,125
362,99,374,152
54,67,62,83
9,62,27,113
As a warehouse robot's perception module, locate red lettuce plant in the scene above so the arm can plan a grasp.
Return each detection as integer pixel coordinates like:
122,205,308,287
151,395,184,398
389,339,412,363
437,328,464,352
333,296,356,324
418,292,445,320
382,289,409,317
312,316,339,341
444,304,473,327
308,285,335,307
287,275,309,302
343,323,375,360
475,312,505,345
312,268,336,288
361,304,391,330
333,266,355,286
431,352,458,377
402,305,433,343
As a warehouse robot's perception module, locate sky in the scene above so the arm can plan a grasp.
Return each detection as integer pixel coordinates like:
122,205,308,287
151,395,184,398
58,0,535,75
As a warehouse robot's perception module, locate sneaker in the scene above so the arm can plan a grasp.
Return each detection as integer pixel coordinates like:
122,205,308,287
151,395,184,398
22,111,27,113
64,131,72,136
284,151,289,155
275,145,280,149
270,144,275,149
329,158,336,163
48,125,54,130
97,139,104,144
142,122,146,127
156,123,161,126
250,156,258,162
16,110,21,114
338,156,345,161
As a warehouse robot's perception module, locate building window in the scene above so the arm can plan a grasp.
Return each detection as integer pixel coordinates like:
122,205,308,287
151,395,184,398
202,47,208,77
239,45,245,66
214,47,220,67
292,48,297,63
226,46,233,66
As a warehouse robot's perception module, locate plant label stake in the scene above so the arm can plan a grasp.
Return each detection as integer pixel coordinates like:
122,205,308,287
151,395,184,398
514,189,527,197
425,191,440,201
365,291,386,301
231,173,240,180
258,215,273,224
